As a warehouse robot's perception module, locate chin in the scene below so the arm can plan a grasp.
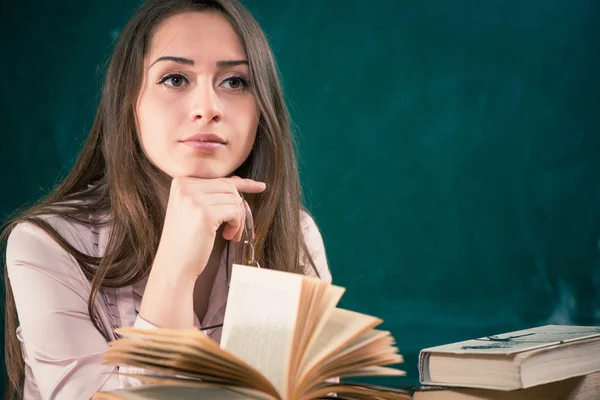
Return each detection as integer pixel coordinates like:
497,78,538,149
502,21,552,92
173,164,235,179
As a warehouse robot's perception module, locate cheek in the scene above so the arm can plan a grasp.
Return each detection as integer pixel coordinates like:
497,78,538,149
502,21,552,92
136,90,173,167
233,97,260,142
139,91,171,126
136,90,181,147
137,105,156,158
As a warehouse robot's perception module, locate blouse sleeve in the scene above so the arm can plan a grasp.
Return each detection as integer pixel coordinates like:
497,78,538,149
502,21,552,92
300,210,333,283
6,220,146,399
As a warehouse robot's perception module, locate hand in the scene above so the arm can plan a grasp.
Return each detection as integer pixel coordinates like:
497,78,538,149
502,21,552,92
152,176,266,283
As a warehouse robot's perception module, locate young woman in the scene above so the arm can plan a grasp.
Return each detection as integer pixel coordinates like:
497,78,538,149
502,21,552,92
2,0,332,398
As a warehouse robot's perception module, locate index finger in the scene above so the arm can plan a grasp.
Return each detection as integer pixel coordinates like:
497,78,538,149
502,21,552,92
226,176,267,194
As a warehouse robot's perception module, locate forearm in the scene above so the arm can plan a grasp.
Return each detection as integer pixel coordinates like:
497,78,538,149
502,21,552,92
138,262,196,329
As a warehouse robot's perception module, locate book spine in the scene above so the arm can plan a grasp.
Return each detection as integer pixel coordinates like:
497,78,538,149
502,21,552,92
417,351,432,384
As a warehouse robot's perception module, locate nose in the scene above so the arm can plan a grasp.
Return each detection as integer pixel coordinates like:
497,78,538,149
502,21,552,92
189,84,223,123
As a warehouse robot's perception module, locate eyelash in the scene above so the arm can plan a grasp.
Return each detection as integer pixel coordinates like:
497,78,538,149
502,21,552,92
156,72,250,91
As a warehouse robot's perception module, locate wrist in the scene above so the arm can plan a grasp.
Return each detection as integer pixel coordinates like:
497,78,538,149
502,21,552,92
150,255,198,287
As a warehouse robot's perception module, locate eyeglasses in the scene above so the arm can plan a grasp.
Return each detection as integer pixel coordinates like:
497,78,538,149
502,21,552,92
241,198,261,270
200,198,259,332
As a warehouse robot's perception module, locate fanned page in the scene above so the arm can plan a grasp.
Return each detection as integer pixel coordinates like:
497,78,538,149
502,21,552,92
308,383,411,400
94,374,278,399
290,285,346,387
299,285,346,358
99,328,278,397
94,384,275,400
300,308,382,375
221,265,306,398
296,309,398,395
288,278,326,384
342,365,406,378
315,330,404,380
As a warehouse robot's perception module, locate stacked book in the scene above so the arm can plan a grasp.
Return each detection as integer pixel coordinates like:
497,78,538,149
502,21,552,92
414,324,600,399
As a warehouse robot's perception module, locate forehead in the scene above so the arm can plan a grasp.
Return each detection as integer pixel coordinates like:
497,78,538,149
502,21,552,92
147,11,246,63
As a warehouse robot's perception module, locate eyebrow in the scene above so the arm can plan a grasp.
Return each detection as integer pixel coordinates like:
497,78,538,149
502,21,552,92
149,56,248,69
216,59,248,67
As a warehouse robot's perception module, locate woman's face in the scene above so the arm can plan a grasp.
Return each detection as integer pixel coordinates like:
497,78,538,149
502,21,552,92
136,11,259,179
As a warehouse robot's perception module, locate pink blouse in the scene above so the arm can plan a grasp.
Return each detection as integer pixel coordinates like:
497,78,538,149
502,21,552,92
6,210,332,399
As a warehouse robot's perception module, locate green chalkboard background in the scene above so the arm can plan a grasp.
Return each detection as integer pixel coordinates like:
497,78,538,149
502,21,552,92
1,0,599,392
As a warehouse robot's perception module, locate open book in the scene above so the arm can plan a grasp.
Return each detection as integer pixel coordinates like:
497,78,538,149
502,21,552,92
94,265,409,400
419,324,600,391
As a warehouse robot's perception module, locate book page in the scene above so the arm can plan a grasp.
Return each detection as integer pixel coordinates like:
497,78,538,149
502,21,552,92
300,285,346,359
342,366,406,377
94,385,275,400
107,327,276,395
300,308,381,375
313,330,403,380
292,285,345,382
289,279,325,381
307,383,411,400
221,265,305,398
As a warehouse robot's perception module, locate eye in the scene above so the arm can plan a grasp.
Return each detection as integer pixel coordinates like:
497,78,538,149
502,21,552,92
222,75,249,91
157,73,189,88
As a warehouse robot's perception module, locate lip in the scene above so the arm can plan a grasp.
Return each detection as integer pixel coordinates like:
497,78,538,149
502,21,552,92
182,141,224,151
181,133,226,144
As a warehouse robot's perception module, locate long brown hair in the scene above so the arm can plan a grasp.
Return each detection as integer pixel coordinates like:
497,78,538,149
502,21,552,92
1,0,318,398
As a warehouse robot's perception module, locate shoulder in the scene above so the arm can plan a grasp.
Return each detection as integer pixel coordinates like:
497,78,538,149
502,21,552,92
8,212,96,256
6,209,97,286
300,208,319,235
299,209,332,282
300,209,324,250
